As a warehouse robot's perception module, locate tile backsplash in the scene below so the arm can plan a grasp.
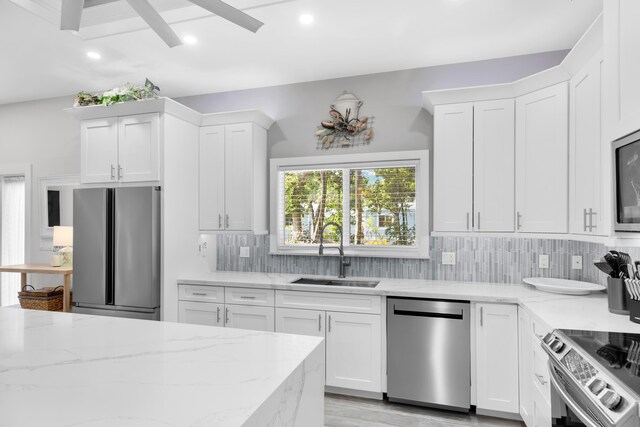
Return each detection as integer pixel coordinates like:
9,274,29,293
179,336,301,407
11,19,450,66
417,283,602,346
216,235,640,286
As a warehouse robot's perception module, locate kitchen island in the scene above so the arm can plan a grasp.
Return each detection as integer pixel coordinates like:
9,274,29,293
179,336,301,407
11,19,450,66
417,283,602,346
0,307,325,426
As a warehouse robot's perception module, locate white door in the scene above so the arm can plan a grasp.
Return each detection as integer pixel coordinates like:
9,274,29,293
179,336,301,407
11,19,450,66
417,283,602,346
225,304,275,332
199,126,226,231
476,303,519,414
117,113,160,182
433,103,474,232
224,123,253,231
80,118,118,184
516,83,569,233
474,99,515,232
570,52,605,236
604,0,640,140
275,308,325,337
518,308,533,427
325,311,382,392
178,301,224,327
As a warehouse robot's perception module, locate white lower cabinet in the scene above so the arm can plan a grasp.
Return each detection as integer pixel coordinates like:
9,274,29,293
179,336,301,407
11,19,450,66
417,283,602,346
178,301,223,327
274,292,383,394
475,303,520,414
325,311,382,392
518,307,534,426
225,304,275,332
275,307,324,337
178,284,275,332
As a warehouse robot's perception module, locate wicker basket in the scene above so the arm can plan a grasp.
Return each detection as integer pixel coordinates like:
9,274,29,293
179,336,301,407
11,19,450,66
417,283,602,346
18,285,64,311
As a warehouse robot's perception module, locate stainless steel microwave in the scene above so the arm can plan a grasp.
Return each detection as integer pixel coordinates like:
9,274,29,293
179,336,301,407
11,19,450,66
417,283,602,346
614,128,640,232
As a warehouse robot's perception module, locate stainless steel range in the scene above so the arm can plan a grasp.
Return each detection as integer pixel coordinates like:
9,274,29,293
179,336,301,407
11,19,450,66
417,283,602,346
542,329,640,427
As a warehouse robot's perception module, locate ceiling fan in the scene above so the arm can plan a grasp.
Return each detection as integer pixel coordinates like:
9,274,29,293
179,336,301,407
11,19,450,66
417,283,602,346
60,0,264,47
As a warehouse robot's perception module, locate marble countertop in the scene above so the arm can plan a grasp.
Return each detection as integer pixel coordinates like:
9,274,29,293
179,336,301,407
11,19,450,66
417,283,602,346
179,271,640,334
0,308,323,427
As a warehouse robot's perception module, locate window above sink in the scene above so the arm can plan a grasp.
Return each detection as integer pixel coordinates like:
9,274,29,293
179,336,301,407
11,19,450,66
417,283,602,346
269,150,430,259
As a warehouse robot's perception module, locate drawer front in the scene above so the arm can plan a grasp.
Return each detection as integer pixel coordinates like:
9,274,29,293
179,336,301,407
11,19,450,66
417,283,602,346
276,290,381,314
225,287,275,306
179,284,224,303
531,337,551,405
178,301,224,327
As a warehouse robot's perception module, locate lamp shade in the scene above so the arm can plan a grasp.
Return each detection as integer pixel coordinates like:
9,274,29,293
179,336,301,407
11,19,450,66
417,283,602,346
53,226,73,247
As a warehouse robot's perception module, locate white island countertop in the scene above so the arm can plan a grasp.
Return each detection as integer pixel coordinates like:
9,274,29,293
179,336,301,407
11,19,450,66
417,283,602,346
0,307,325,427
179,271,640,334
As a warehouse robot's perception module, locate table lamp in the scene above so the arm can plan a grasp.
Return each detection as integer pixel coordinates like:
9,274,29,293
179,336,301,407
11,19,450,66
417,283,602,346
53,226,73,267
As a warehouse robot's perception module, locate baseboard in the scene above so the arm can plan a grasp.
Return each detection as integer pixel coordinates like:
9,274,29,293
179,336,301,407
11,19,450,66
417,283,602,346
325,386,383,400
476,408,522,421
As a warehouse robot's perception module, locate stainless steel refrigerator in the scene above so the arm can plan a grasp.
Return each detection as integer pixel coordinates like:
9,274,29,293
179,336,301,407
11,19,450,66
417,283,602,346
73,186,160,320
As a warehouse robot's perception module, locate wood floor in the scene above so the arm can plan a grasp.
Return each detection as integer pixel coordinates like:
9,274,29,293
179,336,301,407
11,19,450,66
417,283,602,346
325,394,525,427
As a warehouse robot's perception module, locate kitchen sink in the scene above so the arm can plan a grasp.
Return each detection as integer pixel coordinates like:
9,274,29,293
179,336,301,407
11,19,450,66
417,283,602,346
290,278,379,288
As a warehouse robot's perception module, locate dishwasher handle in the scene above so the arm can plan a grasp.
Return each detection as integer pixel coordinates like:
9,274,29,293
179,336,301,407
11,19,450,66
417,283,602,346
393,305,464,320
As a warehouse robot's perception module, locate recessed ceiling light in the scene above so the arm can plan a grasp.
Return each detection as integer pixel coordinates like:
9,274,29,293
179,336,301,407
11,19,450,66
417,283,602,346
299,14,314,25
86,51,101,60
183,35,198,45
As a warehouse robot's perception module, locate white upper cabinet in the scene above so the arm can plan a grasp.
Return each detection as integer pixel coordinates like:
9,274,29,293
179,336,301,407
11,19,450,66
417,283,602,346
604,0,640,141
80,113,160,184
199,126,226,231
434,100,514,232
80,118,118,184
474,99,515,232
199,122,268,234
515,83,569,233
434,103,474,232
117,113,160,183
570,51,606,236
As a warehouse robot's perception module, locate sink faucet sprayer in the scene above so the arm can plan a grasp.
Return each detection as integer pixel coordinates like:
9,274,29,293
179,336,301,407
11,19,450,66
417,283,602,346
318,222,350,278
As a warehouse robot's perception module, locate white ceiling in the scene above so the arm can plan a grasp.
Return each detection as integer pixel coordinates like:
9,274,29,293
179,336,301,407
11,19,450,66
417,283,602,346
0,0,602,105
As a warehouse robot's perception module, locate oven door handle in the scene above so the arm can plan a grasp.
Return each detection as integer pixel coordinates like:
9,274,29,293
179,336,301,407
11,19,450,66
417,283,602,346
548,362,602,427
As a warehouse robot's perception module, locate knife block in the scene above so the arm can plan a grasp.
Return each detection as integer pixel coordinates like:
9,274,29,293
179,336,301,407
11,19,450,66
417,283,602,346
629,299,640,324
607,277,629,315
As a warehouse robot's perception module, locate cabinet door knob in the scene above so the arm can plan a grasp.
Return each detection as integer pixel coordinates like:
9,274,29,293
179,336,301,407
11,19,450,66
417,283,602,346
225,307,229,324
589,209,597,232
516,212,522,230
218,214,222,229
118,165,123,180
216,306,221,323
225,214,230,229
583,208,588,232
110,164,115,180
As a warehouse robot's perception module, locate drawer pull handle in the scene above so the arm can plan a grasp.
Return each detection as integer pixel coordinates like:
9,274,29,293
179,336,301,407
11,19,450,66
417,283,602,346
535,373,548,385
240,296,256,300
192,292,207,296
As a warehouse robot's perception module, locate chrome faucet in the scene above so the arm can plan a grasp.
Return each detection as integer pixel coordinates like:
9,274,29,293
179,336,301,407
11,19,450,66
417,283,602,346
319,222,350,278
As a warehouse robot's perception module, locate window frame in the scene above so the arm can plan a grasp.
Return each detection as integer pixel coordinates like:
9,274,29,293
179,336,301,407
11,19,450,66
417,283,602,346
269,150,429,259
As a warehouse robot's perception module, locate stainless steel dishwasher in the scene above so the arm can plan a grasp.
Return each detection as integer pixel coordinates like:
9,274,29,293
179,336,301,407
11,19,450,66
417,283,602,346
387,297,470,411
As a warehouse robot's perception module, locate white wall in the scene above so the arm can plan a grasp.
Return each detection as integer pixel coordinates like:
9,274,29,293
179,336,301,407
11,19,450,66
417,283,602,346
0,96,79,286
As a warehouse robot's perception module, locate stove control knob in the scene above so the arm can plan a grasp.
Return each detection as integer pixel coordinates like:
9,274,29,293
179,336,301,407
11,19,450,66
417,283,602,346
542,333,555,345
550,339,565,353
589,379,607,395
600,390,623,411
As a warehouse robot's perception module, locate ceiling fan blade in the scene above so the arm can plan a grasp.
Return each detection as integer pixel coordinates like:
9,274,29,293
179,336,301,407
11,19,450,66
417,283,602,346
190,0,264,33
125,0,183,48
60,0,85,31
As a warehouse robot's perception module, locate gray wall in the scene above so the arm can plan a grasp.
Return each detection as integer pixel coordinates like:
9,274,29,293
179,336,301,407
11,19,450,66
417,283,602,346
177,50,568,159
